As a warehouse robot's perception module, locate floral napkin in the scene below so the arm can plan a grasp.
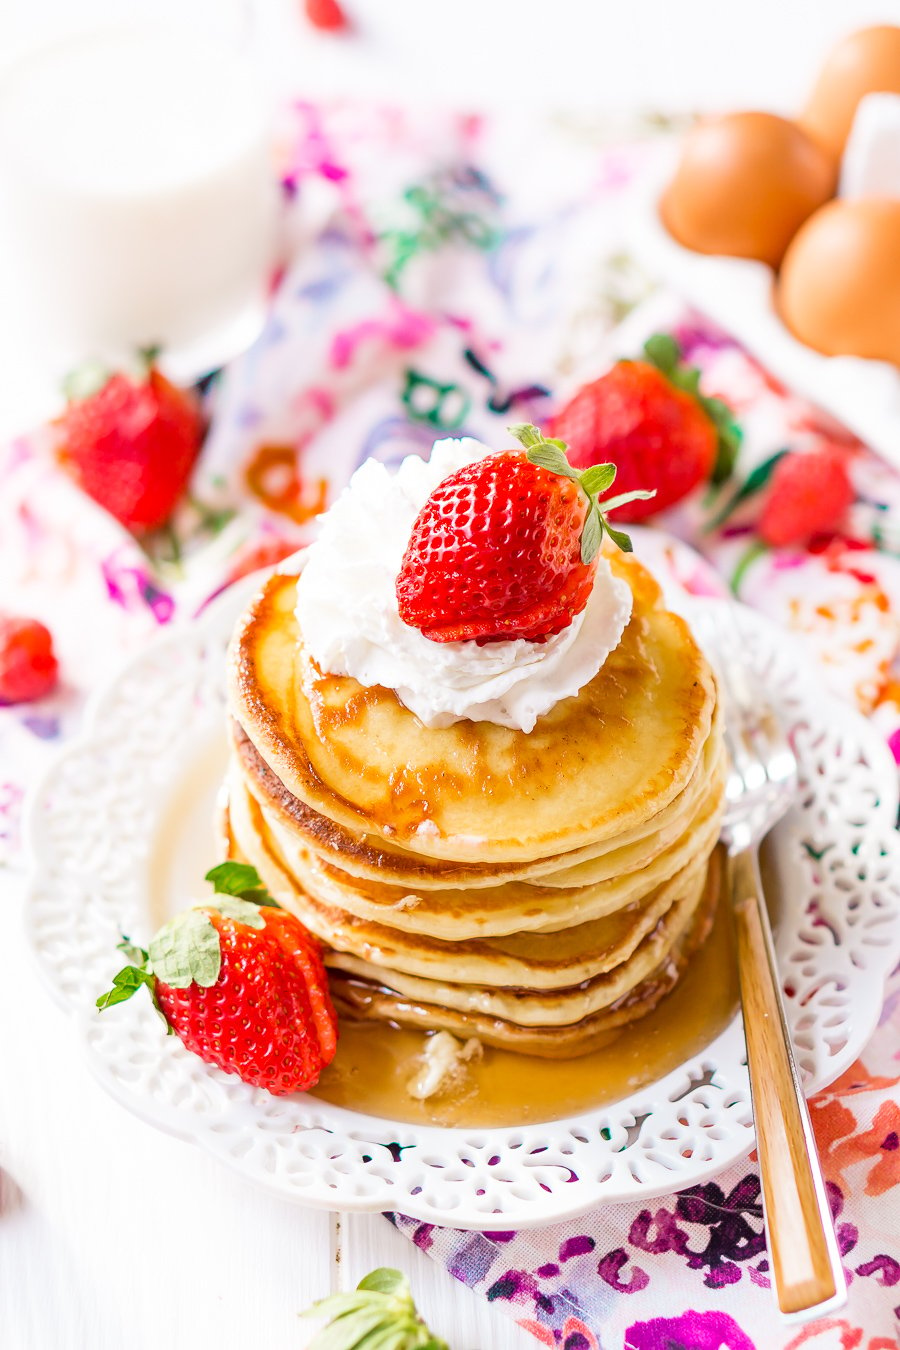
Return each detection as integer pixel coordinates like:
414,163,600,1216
2,101,898,1349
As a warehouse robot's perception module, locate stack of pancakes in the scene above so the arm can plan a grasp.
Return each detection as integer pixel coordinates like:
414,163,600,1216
224,551,725,1058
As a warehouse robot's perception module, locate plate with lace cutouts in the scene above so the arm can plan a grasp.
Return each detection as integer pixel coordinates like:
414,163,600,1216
24,569,900,1230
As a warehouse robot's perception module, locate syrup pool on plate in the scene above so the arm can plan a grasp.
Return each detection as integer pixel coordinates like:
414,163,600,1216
0,24,278,387
312,869,740,1129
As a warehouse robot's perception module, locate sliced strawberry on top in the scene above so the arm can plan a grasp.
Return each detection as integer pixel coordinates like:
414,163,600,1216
395,424,653,645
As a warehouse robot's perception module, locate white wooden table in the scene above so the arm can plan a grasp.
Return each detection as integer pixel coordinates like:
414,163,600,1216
0,872,528,1348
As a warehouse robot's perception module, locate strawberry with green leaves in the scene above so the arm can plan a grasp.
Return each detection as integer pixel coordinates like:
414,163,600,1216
547,334,741,521
396,424,653,645
97,862,337,1095
304,1268,448,1350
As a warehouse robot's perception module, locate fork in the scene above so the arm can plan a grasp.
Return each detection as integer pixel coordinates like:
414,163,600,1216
692,602,847,1321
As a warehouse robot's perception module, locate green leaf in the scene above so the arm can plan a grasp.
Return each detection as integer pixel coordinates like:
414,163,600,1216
358,1270,410,1296
116,936,148,964
62,359,111,404
598,488,656,514
579,462,617,495
705,448,788,531
642,332,744,490
507,422,544,449
203,896,266,929
353,1326,414,1350
309,1305,392,1350
580,507,603,564
148,910,221,989
205,860,276,908
643,332,681,374
206,861,264,897
730,538,769,595
525,444,580,482
303,1269,447,1350
605,523,634,553
96,965,155,1011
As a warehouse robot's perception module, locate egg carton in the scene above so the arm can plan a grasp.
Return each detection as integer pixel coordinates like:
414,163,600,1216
629,143,900,469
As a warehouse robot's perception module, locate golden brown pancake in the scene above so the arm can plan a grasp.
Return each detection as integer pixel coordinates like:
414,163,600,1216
228,552,717,864
229,761,725,939
327,851,722,1057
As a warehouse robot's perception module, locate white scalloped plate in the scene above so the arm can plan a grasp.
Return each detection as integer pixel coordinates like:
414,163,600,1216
24,571,900,1229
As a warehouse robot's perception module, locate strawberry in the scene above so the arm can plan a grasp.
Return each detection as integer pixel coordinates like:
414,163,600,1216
758,448,854,548
395,424,652,644
97,862,338,1095
57,358,203,534
0,616,59,705
547,334,740,522
304,0,350,31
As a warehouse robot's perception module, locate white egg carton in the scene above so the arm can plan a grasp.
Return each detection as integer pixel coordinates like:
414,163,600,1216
629,144,900,469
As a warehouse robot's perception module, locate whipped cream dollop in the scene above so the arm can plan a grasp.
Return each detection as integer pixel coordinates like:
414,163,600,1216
294,438,633,732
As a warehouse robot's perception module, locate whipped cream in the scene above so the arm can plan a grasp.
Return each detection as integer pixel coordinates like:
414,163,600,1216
294,438,633,732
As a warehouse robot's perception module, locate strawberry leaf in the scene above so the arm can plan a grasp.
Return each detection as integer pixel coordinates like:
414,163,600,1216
510,423,653,561
205,896,266,929
597,488,656,514
62,359,112,404
303,1269,448,1350
96,965,155,1010
358,1271,410,1295
97,939,170,1031
642,333,742,486
148,910,221,989
642,332,680,375
580,508,603,564
506,423,545,449
705,448,789,531
205,860,273,905
604,523,635,553
579,462,617,495
116,935,148,964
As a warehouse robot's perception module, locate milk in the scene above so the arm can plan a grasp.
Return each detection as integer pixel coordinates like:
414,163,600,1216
0,26,278,387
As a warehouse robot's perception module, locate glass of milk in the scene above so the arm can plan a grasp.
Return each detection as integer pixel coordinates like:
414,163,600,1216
0,21,278,403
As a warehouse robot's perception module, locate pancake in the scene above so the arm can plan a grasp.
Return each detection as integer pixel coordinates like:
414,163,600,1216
229,760,726,939
229,770,717,986
232,712,723,894
323,852,709,1020
228,551,717,864
327,851,722,1056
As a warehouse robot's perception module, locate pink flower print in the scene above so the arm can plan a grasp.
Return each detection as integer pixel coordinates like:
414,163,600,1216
624,1309,756,1350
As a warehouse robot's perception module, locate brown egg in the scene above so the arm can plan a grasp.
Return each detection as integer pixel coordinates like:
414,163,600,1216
777,198,900,364
660,112,837,269
801,25,900,158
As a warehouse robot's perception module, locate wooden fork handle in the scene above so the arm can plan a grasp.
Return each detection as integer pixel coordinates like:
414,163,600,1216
729,848,846,1318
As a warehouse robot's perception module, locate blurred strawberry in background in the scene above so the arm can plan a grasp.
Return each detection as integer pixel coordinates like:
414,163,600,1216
0,617,58,705
758,447,855,546
547,335,740,522
56,357,204,535
304,0,350,33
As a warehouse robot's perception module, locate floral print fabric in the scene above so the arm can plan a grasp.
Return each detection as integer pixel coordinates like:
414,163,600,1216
2,101,898,1348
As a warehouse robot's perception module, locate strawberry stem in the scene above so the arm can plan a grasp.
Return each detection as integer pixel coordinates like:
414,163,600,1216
508,424,655,562
641,333,741,484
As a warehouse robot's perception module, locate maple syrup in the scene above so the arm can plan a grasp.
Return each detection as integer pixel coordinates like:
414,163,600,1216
312,870,739,1128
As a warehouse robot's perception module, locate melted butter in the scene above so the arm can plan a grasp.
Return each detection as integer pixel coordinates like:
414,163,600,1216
312,882,739,1128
